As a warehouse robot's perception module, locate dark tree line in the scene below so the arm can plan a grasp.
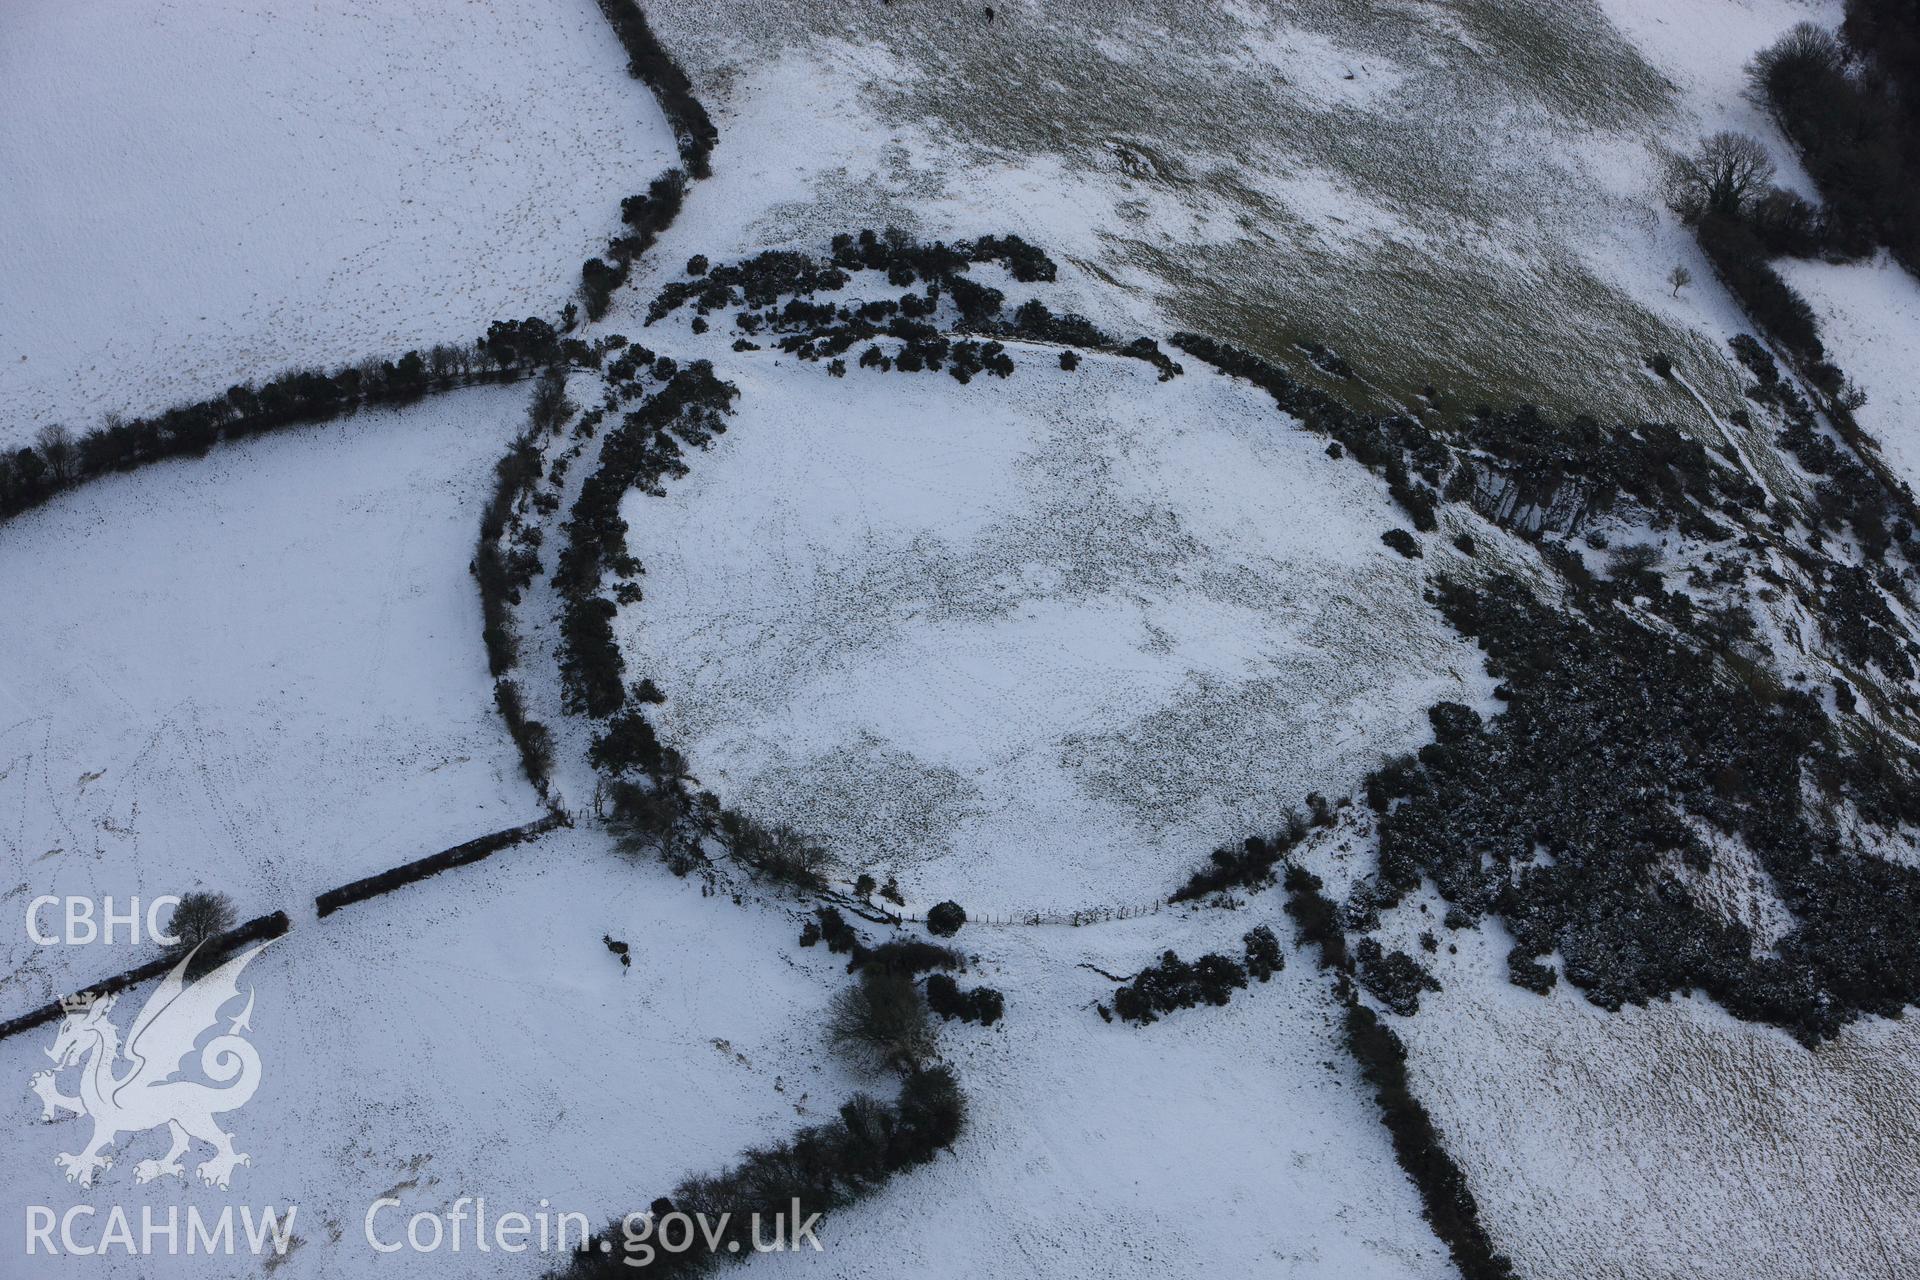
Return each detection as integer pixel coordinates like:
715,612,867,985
581,170,688,321
1695,212,1824,363
716,810,832,890
1657,126,1920,568
801,907,963,976
555,360,736,721
1659,127,1839,370
0,326,564,526
579,0,710,323
475,386,559,676
492,680,553,792
563,363,739,872
1752,7,1920,269
548,1068,964,1278
1283,868,1516,1280
470,365,592,796
594,0,716,177
1732,333,1917,570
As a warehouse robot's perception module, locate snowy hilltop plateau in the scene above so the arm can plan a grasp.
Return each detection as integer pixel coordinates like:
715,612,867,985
4,1,1920,1277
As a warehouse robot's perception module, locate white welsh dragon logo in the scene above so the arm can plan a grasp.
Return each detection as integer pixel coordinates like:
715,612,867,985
30,942,271,1189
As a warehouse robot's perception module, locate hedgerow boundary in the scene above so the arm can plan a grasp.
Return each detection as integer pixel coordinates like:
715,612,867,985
315,811,569,918
0,911,293,1042
0,811,565,1042
0,350,548,530
1,0,702,541
1282,865,1516,1280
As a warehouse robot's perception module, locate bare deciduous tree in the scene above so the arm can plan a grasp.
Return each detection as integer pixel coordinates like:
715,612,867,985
1668,265,1694,297
828,970,935,1069
167,891,237,975
1663,132,1776,222
723,812,830,890
34,425,75,485
1749,21,1845,103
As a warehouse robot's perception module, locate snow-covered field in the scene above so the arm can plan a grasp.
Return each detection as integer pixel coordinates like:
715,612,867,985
2,826,853,1279
4,821,1461,1280
1381,899,1920,1279
736,901,1455,1280
0,0,671,444
0,386,540,1008
618,347,1490,912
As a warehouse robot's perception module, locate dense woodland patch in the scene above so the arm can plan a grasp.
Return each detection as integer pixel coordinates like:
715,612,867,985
1174,327,1920,1043
1368,572,1920,1044
1752,2,1920,272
